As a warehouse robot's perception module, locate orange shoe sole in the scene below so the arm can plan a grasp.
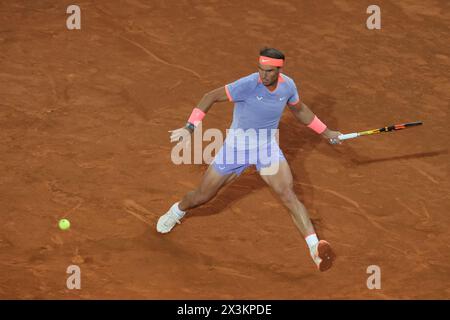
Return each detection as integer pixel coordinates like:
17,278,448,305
317,240,336,272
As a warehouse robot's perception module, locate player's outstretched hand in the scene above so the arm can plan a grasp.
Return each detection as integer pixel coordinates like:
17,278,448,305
169,127,191,145
322,129,343,145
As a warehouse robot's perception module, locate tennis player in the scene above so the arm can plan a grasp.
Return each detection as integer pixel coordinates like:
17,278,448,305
158,48,342,272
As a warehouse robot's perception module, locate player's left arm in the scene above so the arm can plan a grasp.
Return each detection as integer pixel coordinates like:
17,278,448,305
288,101,343,144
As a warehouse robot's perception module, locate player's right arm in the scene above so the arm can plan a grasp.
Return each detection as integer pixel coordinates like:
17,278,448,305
196,86,229,114
169,87,229,144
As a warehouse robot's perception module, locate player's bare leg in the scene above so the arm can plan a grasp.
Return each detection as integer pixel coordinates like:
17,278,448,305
157,165,237,233
178,166,237,211
259,160,336,271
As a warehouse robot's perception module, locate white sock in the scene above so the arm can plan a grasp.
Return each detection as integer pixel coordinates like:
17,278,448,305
305,233,319,250
171,202,185,219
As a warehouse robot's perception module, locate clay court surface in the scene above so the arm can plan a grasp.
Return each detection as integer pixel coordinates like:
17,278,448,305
0,0,449,299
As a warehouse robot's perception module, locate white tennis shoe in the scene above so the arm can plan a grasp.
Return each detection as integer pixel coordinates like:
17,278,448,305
157,204,185,234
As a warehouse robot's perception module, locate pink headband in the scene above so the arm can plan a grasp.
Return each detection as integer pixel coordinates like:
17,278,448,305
259,56,284,67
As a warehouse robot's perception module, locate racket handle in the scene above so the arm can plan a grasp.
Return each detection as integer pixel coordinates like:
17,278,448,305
338,133,358,140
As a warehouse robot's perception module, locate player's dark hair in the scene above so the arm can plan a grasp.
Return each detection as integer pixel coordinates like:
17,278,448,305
259,47,285,60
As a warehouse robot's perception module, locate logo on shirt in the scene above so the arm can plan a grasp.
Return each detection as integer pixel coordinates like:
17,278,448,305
256,96,263,100
279,97,285,101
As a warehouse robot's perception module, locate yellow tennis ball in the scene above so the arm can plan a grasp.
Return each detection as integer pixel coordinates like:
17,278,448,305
58,218,70,230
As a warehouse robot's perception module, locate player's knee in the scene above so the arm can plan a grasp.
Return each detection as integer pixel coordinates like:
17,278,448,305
272,179,293,195
277,185,296,203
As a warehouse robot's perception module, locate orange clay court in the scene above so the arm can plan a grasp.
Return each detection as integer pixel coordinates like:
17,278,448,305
0,0,449,299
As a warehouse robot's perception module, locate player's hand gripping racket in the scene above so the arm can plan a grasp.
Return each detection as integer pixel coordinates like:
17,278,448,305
334,121,423,143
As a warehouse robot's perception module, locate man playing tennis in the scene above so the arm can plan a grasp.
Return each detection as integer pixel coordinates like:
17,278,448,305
158,48,342,272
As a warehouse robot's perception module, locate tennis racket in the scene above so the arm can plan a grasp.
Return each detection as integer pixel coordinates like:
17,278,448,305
336,121,423,142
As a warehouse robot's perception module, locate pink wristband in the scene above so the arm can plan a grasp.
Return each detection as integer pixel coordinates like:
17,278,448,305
307,116,327,134
187,108,206,127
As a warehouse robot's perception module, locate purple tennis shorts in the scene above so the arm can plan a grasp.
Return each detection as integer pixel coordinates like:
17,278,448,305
212,141,286,176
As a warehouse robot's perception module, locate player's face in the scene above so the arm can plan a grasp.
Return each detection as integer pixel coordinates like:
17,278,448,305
257,64,280,87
